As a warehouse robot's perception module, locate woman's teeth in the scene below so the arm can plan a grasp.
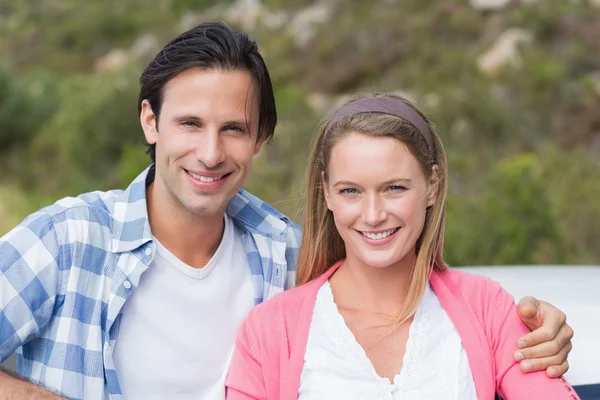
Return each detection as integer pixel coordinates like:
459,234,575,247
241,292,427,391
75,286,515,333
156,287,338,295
361,228,399,240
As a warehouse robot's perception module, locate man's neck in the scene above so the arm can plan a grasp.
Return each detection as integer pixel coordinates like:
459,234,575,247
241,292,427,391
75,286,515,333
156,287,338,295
146,182,226,269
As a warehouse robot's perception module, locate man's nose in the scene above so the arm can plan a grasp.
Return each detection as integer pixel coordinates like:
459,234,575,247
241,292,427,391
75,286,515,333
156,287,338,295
195,129,225,168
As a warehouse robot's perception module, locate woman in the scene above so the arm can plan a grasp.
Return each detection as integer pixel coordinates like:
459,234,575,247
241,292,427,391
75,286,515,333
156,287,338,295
225,93,579,399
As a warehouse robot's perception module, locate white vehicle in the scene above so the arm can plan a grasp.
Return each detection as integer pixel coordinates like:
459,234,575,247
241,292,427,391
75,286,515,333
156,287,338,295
458,265,600,400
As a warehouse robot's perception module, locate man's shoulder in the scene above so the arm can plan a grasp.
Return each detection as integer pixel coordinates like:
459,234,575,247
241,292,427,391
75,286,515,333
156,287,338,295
229,189,301,237
11,189,126,247
34,189,123,224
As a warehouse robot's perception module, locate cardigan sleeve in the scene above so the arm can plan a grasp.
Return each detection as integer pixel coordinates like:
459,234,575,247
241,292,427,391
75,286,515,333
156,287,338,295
225,315,268,400
487,281,580,400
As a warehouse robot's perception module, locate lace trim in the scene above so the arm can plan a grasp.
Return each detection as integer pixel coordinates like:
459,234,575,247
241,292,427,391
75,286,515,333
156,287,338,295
299,280,478,400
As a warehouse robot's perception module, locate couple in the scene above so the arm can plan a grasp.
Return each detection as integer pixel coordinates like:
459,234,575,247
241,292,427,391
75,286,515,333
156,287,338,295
0,22,575,400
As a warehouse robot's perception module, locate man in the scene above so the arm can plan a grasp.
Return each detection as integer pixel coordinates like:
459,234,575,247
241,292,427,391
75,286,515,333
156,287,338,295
0,22,573,400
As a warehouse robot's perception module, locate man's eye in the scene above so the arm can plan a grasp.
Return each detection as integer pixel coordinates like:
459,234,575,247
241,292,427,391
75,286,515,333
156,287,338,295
181,121,198,127
225,125,245,133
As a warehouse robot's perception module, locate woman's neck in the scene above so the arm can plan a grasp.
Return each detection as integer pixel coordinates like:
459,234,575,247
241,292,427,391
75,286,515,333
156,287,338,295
329,253,416,317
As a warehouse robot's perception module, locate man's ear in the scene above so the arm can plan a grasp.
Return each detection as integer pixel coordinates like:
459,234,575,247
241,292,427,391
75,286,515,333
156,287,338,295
322,171,333,211
140,100,158,145
427,165,440,207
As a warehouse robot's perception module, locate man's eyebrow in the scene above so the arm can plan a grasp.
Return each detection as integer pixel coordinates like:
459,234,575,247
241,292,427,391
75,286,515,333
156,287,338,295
174,114,203,121
223,120,254,127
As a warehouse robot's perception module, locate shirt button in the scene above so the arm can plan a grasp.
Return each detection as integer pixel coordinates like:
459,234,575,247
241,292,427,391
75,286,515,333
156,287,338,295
144,247,152,256
559,376,566,383
570,395,577,400
123,280,132,289
564,385,572,392
103,342,109,352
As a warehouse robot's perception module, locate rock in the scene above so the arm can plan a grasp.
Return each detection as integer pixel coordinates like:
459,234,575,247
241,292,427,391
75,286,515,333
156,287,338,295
591,71,600,96
423,93,441,109
470,0,512,10
130,34,160,59
477,28,533,78
94,34,160,73
288,3,333,46
95,49,129,73
306,92,330,113
178,11,202,33
224,0,265,31
177,1,329,46
469,0,539,10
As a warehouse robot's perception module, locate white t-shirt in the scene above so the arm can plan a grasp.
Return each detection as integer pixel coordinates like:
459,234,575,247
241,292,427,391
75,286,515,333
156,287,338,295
113,214,254,400
298,281,478,400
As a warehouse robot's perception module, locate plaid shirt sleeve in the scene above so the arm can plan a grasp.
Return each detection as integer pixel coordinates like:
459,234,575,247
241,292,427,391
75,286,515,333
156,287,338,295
0,211,63,362
284,220,302,290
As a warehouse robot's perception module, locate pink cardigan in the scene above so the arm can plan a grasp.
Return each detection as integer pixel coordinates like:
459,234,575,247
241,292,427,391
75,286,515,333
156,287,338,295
226,262,579,400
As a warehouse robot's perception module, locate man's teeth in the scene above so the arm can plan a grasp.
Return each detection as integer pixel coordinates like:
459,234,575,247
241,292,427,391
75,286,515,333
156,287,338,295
188,171,223,182
361,228,398,240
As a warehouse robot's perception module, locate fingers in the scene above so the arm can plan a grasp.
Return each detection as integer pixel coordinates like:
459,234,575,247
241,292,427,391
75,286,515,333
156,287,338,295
546,360,570,378
517,321,574,352
516,341,572,376
518,299,567,335
515,339,573,364
516,324,574,357
517,296,540,321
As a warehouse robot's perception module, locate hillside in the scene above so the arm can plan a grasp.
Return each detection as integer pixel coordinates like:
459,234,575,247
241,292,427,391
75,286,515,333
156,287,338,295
1,0,599,265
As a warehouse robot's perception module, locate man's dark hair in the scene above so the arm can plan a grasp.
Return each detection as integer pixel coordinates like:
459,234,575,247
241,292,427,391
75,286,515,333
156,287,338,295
138,22,277,162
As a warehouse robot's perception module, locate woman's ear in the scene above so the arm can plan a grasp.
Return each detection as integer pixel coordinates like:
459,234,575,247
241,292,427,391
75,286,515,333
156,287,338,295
322,171,333,211
427,165,440,207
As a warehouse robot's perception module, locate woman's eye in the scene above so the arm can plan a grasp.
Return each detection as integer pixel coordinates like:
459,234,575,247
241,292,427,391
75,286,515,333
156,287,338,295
340,188,358,195
388,185,407,192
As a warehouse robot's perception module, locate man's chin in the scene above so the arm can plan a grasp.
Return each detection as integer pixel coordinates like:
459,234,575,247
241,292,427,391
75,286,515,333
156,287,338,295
184,193,234,217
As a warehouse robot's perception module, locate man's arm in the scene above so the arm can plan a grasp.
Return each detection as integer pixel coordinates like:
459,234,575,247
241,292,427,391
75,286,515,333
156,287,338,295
0,368,64,400
0,212,63,398
514,296,574,377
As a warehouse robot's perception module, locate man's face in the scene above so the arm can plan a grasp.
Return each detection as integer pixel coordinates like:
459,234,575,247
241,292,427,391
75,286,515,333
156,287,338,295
141,67,263,220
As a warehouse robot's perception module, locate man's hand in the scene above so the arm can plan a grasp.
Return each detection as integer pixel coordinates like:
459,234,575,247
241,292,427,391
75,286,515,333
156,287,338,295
514,296,574,378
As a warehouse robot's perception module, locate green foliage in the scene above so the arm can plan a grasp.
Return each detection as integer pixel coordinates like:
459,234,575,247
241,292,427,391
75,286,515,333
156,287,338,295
445,154,565,266
18,67,144,196
538,146,600,264
1,0,599,266
245,85,320,218
0,61,57,160
1,0,175,73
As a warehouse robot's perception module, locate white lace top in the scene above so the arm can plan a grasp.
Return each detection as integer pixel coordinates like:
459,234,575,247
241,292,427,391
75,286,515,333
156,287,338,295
298,280,478,400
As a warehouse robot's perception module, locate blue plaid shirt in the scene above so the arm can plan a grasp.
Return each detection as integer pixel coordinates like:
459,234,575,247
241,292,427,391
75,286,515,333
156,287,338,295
0,166,301,399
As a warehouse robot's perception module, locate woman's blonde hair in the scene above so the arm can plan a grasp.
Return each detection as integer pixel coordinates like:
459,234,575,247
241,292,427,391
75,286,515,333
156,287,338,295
296,92,449,323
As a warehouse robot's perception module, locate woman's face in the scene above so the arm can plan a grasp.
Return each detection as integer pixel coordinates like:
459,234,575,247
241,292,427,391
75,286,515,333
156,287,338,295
323,132,437,269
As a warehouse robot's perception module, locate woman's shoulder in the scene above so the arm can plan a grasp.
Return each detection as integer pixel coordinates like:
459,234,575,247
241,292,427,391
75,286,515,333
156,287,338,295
434,267,506,296
432,267,515,315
